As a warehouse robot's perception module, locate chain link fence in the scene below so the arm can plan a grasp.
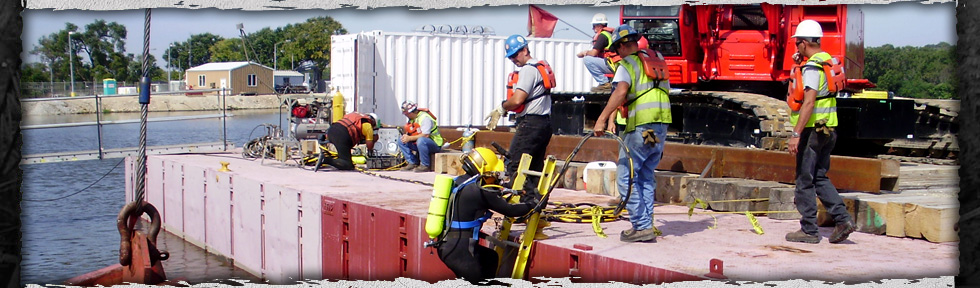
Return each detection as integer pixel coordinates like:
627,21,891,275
21,81,187,98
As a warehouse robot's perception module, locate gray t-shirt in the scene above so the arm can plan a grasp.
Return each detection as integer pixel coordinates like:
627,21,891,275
513,58,551,117
417,113,434,135
802,65,830,97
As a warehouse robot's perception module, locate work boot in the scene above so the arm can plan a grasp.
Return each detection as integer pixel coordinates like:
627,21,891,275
400,163,417,171
829,220,856,244
590,82,612,93
785,229,821,244
620,228,656,243
414,165,431,172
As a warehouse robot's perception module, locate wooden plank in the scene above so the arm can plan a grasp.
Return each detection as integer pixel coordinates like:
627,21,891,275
654,171,700,205
903,197,958,242
556,161,587,191
433,152,465,176
886,200,907,237
686,178,742,211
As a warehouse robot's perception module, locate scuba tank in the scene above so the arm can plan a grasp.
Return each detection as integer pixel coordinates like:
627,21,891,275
425,174,454,240
330,87,345,123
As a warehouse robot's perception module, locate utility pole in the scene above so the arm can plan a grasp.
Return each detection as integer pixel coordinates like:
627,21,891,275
68,31,75,97
168,43,174,84
274,39,291,71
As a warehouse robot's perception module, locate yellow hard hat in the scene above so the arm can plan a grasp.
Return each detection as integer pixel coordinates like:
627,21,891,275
460,147,499,176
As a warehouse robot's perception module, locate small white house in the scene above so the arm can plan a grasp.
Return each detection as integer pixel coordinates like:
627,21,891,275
185,61,274,95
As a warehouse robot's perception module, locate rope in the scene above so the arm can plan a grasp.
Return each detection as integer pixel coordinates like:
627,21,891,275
134,8,151,205
23,159,125,202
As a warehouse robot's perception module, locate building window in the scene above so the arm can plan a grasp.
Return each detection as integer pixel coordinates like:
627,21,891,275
247,74,257,87
198,75,206,87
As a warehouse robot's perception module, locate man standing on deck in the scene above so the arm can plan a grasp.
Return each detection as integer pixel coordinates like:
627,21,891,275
592,24,671,243
785,19,855,244
321,112,379,171
397,100,443,172
485,34,554,191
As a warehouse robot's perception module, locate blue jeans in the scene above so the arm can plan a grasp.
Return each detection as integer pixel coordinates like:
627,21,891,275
617,123,667,231
583,56,612,85
397,137,442,166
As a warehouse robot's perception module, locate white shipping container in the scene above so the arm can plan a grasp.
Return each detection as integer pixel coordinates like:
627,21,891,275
330,31,595,127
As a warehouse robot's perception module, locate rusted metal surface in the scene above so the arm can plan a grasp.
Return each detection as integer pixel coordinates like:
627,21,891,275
65,231,167,286
442,129,898,192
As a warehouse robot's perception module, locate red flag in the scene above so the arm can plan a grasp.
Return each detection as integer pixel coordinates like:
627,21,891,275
528,5,559,38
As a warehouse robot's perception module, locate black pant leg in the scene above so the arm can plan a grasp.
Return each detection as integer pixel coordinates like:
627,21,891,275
324,124,355,170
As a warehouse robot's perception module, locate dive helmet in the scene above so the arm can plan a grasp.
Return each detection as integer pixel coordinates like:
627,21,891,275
460,147,499,176
504,35,528,58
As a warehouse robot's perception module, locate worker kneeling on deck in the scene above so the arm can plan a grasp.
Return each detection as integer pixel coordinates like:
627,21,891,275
593,24,671,243
397,101,443,172
427,147,538,284
322,112,379,170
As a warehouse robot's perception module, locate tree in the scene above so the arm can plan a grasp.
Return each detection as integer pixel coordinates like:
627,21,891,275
209,39,246,62
165,33,223,71
280,16,347,73
863,42,957,99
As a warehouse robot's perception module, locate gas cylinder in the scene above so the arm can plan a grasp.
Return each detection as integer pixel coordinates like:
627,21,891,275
425,174,454,239
331,87,345,123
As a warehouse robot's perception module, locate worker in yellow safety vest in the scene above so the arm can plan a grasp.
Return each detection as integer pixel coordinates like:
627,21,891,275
592,24,671,243
784,19,855,244
397,100,444,172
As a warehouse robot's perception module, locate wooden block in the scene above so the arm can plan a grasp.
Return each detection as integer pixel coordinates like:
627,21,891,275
654,171,699,205
841,194,888,235
585,167,618,197
686,178,742,211
885,200,906,237
556,161,587,191
723,180,787,213
434,152,465,175
764,186,800,220
903,197,958,242
815,199,834,227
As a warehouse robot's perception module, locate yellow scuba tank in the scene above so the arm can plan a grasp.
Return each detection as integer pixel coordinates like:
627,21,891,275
425,174,455,239
331,88,345,123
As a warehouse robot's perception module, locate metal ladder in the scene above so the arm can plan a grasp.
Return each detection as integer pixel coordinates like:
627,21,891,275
491,153,557,279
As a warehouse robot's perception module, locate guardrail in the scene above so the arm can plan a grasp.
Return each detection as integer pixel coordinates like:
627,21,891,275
21,89,232,164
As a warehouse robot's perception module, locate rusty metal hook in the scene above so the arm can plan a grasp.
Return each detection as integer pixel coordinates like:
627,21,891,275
116,201,165,266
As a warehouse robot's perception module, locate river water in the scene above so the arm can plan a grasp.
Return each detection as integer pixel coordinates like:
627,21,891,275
20,109,290,285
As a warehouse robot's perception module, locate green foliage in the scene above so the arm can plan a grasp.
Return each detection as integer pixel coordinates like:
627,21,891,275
209,39,246,62
863,42,958,99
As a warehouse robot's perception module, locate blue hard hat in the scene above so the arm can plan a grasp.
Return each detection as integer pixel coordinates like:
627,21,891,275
610,24,640,49
504,34,528,58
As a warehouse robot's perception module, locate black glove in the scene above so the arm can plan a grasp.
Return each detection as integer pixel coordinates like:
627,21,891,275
522,195,539,208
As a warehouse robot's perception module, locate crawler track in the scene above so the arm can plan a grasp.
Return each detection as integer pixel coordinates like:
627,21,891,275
551,91,959,165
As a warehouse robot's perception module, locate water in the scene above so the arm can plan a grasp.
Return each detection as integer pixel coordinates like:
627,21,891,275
20,109,289,285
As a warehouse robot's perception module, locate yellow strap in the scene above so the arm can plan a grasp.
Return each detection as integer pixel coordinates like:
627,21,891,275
746,212,764,235
590,206,607,238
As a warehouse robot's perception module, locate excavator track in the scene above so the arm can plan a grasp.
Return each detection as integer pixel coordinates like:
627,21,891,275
880,98,959,165
552,91,959,165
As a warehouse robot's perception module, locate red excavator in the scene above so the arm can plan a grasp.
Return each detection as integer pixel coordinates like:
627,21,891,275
553,4,957,162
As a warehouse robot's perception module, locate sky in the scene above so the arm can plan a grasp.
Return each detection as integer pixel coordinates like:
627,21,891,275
21,2,957,66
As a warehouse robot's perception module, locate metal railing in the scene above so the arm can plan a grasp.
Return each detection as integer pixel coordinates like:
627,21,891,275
21,88,233,164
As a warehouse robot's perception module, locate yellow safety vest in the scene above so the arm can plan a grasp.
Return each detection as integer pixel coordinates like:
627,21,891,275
790,52,839,128
414,111,444,146
618,54,672,132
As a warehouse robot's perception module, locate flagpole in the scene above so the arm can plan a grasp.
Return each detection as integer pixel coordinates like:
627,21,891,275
557,18,593,38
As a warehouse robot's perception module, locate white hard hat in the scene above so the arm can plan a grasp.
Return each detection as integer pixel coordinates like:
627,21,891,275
591,13,608,25
792,20,823,38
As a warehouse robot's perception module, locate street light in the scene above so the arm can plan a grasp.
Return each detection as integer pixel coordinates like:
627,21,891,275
168,43,174,84
274,39,291,71
68,31,75,97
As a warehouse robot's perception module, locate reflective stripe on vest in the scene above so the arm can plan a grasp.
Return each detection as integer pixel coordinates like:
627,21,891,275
619,55,671,132
414,111,444,146
790,52,839,128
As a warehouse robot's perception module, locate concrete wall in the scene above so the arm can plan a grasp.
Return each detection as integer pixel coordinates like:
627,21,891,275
21,94,282,116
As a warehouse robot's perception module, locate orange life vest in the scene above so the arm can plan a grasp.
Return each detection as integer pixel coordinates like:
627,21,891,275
403,109,436,136
617,48,670,117
786,55,846,112
338,112,374,144
505,60,556,113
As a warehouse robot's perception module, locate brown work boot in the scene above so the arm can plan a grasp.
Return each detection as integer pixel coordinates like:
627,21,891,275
413,165,431,172
620,228,656,243
785,229,821,244
829,220,856,244
400,164,417,171
590,82,612,93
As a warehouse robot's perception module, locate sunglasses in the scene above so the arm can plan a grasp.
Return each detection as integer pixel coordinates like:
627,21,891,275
796,39,806,45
